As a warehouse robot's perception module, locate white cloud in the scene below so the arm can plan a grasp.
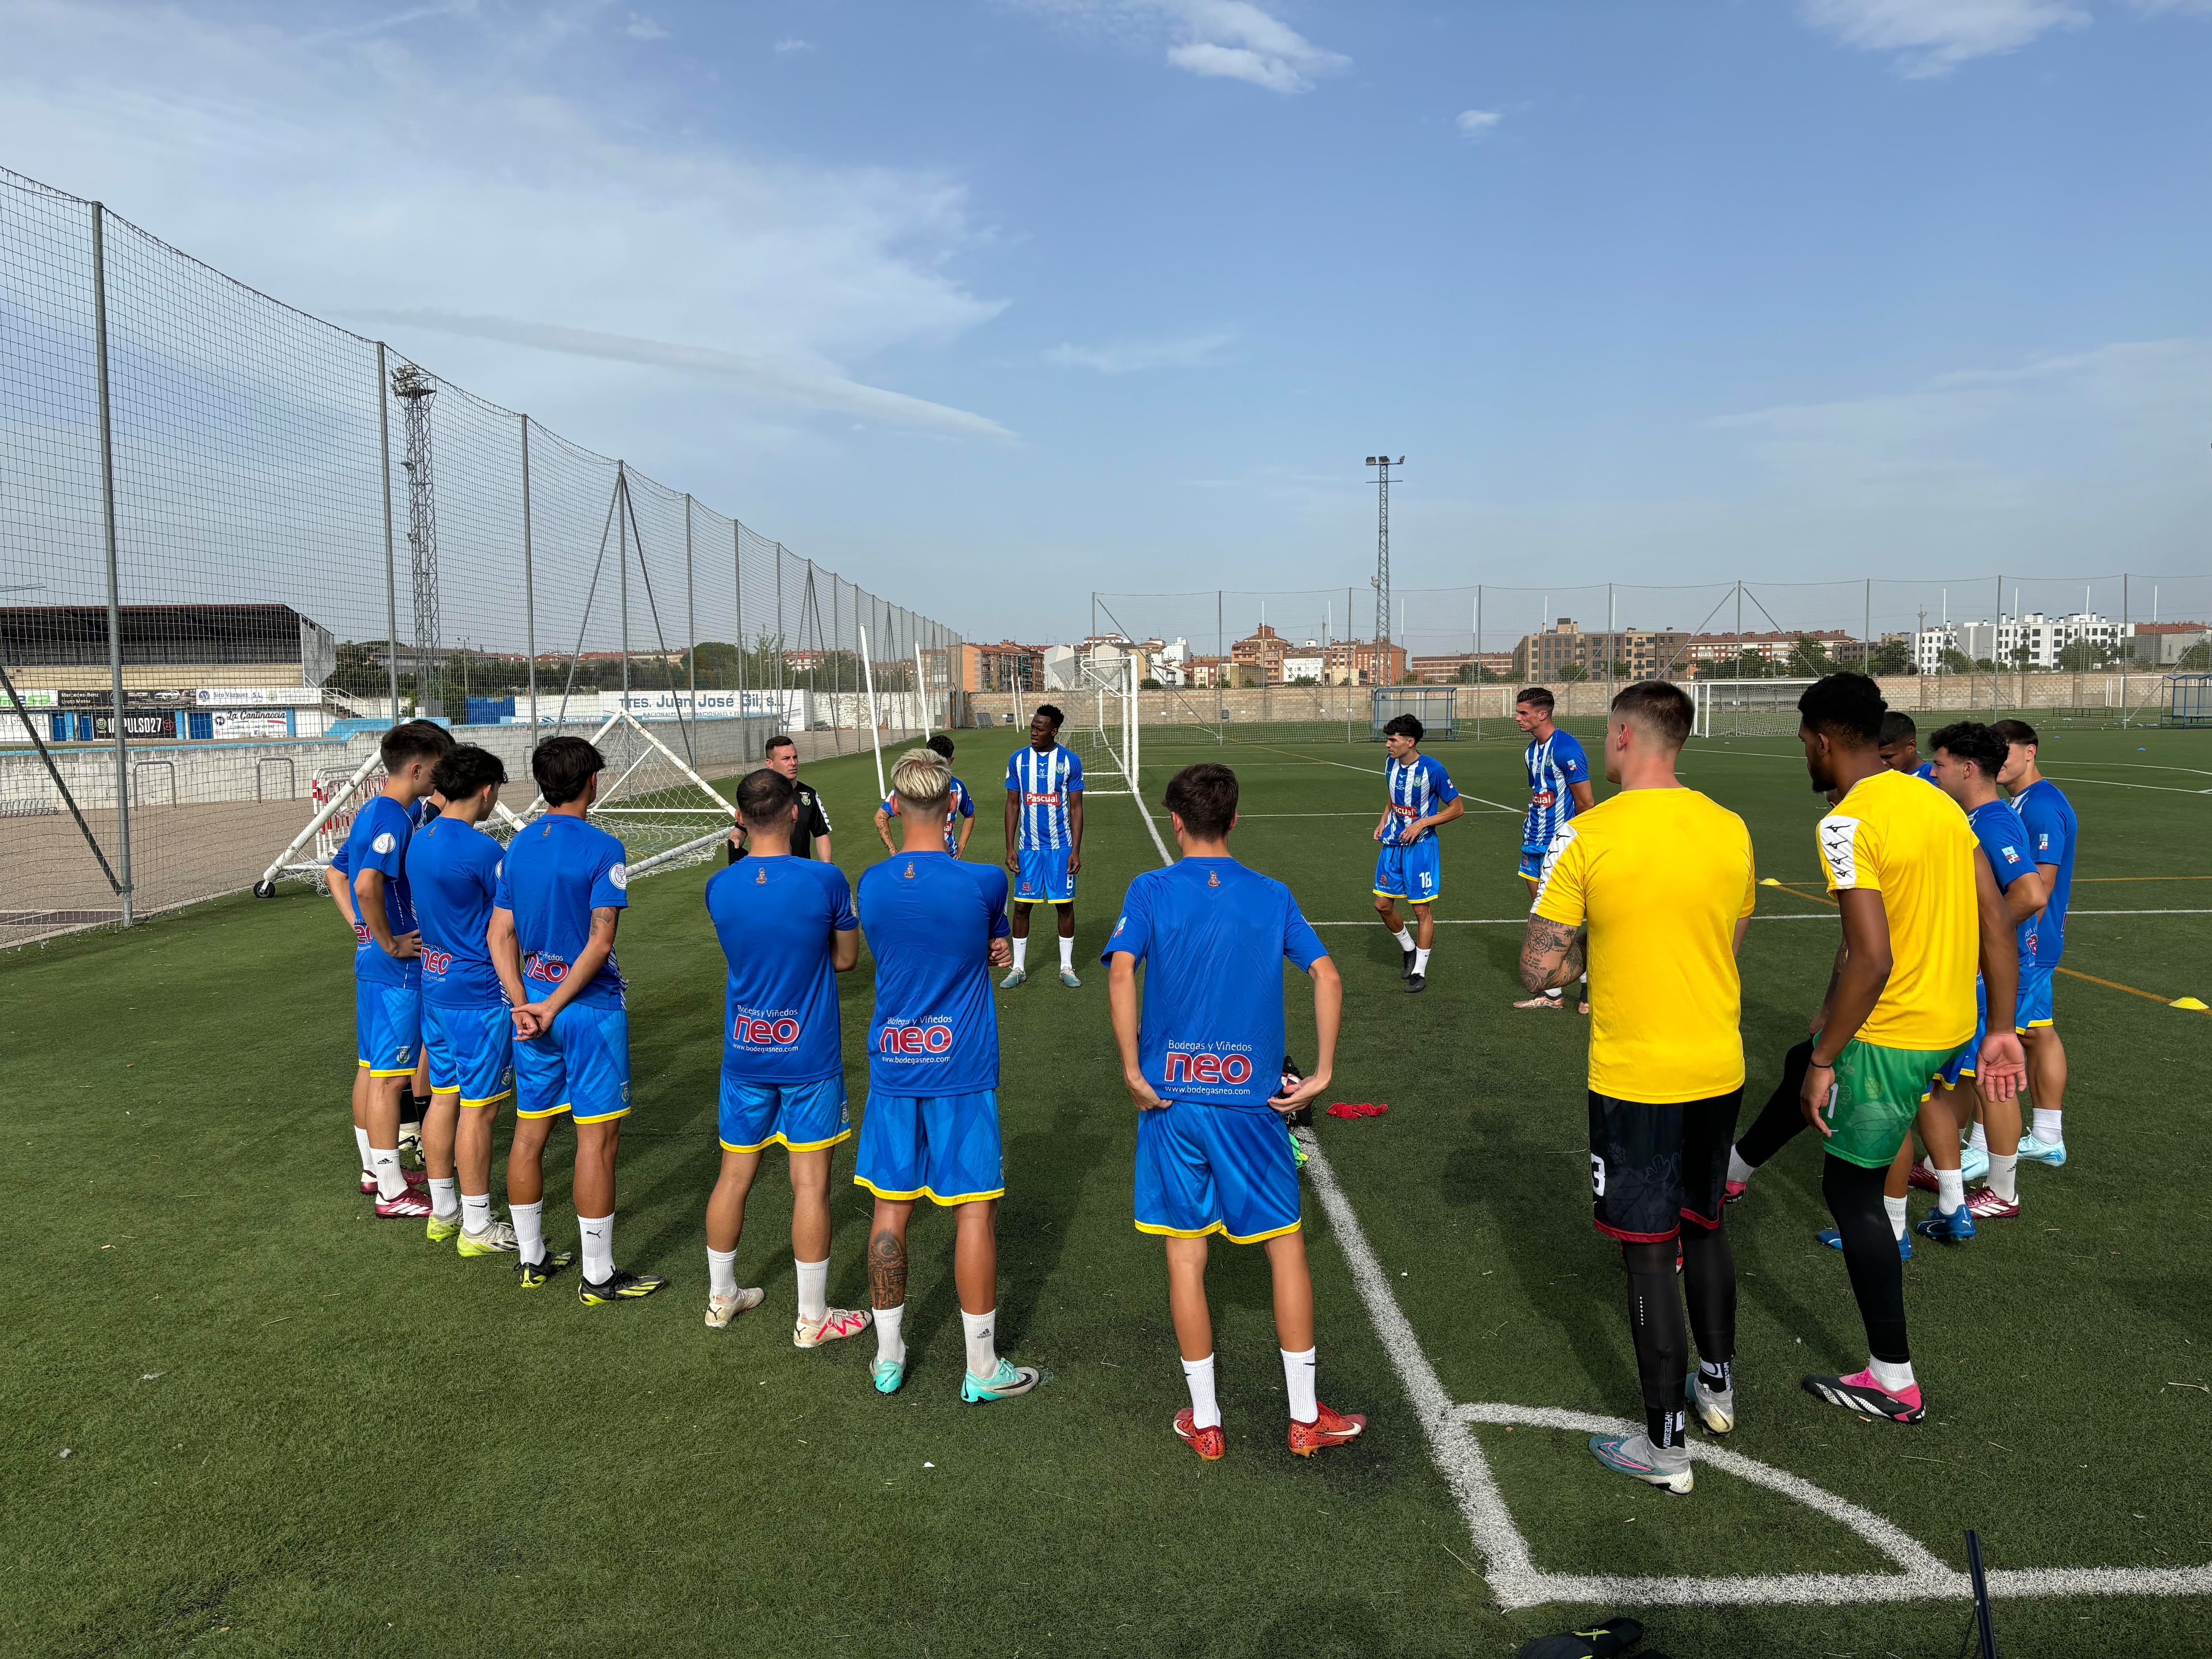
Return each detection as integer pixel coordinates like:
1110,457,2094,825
775,37,815,53
625,13,667,41
0,0,1009,440
1017,1,1348,94
1801,0,2088,76
1045,330,1235,373
1455,108,1502,136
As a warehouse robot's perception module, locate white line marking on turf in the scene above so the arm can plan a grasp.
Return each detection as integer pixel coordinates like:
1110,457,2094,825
1128,774,1174,867
1125,784,2212,1609
1301,909,2204,927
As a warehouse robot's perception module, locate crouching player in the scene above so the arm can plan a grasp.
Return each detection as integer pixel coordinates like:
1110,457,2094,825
855,746,1038,1401
1106,762,1362,1461
701,767,872,1344
492,736,664,1303
406,743,521,1256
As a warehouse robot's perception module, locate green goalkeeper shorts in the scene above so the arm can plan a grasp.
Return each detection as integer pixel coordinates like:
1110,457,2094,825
1819,1037,1972,1171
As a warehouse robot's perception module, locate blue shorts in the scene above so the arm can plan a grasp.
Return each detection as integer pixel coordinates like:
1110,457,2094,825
356,980,422,1077
1518,844,1547,883
1939,980,1989,1088
1373,838,1442,904
514,1000,631,1124
1134,1099,1302,1245
854,1088,1003,1205
2018,962,2055,1029
1014,845,1075,905
719,1073,851,1154
422,1002,516,1108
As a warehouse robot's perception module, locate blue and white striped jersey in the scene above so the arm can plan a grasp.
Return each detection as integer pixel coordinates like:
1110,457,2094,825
1521,730,1591,852
1005,744,1084,851
1380,753,1459,846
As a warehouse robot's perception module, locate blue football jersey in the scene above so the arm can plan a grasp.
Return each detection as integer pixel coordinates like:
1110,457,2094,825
703,854,857,1085
1963,797,2036,961
883,775,973,853
2012,778,2077,968
1380,753,1459,847
1103,857,1328,1110
495,813,629,1007
1005,745,1083,851
858,851,1010,1094
344,794,420,987
1523,731,1590,850
406,815,509,1008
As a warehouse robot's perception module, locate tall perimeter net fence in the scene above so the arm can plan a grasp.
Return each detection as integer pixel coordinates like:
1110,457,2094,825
1095,574,2212,756
0,168,966,948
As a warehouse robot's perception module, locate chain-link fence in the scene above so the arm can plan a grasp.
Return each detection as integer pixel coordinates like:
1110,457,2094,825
1,167,966,947
1095,576,2212,750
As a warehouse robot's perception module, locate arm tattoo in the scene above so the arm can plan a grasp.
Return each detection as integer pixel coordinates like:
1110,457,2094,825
1518,916,1585,991
868,1228,906,1311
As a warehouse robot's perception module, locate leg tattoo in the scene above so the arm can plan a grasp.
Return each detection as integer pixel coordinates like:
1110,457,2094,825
869,1228,907,1310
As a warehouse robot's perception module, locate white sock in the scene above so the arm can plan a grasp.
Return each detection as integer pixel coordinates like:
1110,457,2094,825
1282,1346,1318,1425
2033,1108,2062,1144
1058,934,1074,973
1869,1354,1917,1394
1012,937,1028,972
1727,1146,1756,1187
511,1199,545,1266
1989,1152,2019,1203
1883,1194,1908,1240
428,1177,459,1220
461,1191,492,1233
580,1214,614,1285
961,1309,998,1379
708,1247,738,1301
1182,1353,1221,1431
795,1257,830,1325
1543,986,1562,1001
876,1303,906,1365
1391,926,1413,953
370,1147,406,1201
1936,1168,1965,1214
1969,1121,1989,1153
353,1125,373,1175
1413,947,1430,975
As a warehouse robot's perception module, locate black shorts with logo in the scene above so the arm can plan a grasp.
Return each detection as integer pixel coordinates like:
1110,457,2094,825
1588,1088,1745,1243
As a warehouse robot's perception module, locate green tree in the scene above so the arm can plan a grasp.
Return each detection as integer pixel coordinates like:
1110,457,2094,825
1939,647,1976,675
1866,639,1912,675
2177,641,2211,672
1786,635,1835,678
1557,663,1589,683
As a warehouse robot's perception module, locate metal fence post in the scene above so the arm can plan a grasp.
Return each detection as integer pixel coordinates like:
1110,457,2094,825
684,492,697,719
90,201,134,926
617,463,631,704
733,521,745,707
520,414,537,731
377,342,399,724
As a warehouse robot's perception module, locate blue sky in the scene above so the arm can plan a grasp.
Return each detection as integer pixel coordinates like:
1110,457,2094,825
4,0,2211,648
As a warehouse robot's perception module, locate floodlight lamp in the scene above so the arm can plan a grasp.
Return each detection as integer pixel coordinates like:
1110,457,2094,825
1365,456,1376,465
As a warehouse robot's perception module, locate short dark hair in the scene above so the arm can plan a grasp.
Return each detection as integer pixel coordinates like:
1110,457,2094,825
1993,718,2039,749
1034,704,1064,731
1928,721,2006,780
764,733,796,758
1382,713,1425,743
1797,672,1885,745
1879,710,1918,747
431,743,507,802
532,736,604,807
1611,680,1693,749
1163,763,1238,839
1516,687,1555,714
735,766,796,832
926,734,956,760
381,719,452,772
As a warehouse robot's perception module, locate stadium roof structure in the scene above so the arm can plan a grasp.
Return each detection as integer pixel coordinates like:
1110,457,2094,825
0,603,333,670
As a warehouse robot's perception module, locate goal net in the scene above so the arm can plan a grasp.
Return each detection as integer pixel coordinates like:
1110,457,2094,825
1059,655,1137,796
1690,679,1819,739
253,709,737,897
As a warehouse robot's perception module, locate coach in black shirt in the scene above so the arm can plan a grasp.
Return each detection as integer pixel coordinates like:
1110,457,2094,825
728,733,832,863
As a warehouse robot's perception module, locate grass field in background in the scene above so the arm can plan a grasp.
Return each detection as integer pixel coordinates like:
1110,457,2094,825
4,720,2208,1657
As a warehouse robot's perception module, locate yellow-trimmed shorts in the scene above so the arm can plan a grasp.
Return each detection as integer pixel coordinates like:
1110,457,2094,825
719,1072,851,1153
514,1000,630,1124
853,1088,1003,1204
355,979,422,1077
422,1001,516,1108
1134,1098,1302,1244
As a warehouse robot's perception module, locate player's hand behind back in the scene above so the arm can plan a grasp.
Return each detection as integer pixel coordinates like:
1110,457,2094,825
989,936,1013,969
1122,1067,1167,1113
390,929,422,960
1269,1068,1330,1115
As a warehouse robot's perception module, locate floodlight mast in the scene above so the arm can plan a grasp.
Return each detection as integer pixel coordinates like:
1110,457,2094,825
392,363,442,717
1365,454,1403,658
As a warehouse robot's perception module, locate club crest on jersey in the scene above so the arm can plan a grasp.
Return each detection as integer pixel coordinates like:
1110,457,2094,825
904,862,916,878
1163,1048,1255,1086
879,1022,955,1056
372,831,396,854
1207,870,1220,887
756,866,767,883
734,1015,803,1047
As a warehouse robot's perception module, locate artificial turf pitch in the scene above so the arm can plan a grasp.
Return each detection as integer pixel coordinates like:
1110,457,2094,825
4,721,2208,1657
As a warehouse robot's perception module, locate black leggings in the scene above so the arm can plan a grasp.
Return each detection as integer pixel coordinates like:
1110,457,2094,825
1621,1222,1736,1448
1734,1038,1816,1170
1822,1153,1909,1364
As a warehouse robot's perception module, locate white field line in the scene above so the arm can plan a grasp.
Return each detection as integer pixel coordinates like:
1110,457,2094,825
1300,909,2208,927
1123,791,2212,1609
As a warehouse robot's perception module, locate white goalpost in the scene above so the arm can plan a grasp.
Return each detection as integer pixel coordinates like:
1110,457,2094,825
1690,679,1820,740
1059,653,1137,796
